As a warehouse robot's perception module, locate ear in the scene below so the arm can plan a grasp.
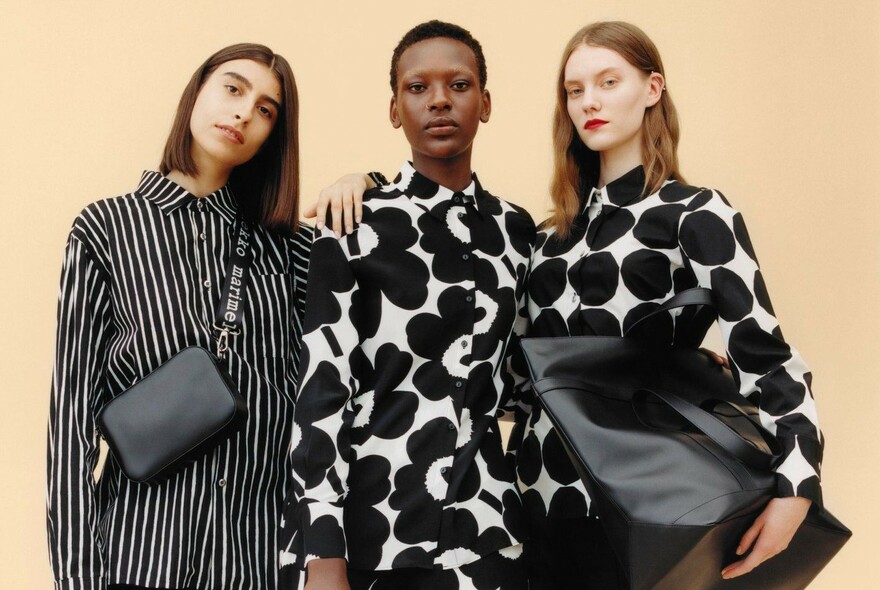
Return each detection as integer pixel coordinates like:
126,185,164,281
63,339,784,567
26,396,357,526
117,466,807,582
646,72,664,108
389,94,402,129
480,89,492,123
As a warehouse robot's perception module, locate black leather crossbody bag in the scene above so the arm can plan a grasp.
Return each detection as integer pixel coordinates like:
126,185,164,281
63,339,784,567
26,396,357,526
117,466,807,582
520,288,850,590
96,218,253,484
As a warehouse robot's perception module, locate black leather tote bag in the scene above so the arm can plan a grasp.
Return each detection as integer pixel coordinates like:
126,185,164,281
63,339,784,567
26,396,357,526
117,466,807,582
520,288,850,590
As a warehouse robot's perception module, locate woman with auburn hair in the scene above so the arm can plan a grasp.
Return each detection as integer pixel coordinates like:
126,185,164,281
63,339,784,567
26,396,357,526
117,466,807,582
46,43,327,590
513,21,823,588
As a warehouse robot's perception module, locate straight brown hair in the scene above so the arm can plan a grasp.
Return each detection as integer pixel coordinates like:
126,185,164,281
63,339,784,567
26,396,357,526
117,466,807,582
160,43,300,235
548,22,684,238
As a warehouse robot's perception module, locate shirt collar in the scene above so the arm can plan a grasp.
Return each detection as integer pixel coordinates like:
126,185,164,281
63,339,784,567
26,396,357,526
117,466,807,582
135,171,238,223
386,161,488,219
581,165,647,215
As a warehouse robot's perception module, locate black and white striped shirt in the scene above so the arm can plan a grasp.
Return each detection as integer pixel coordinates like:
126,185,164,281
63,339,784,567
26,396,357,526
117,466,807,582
47,171,312,590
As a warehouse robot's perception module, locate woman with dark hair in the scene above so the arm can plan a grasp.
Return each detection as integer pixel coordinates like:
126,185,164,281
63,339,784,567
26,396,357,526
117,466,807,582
47,43,311,590
515,21,823,588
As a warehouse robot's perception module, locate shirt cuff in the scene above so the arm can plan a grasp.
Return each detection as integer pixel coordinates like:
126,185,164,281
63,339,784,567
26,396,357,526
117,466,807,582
300,503,347,565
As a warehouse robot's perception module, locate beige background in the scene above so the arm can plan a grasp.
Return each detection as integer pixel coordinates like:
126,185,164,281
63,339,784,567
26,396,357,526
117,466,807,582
2,0,877,588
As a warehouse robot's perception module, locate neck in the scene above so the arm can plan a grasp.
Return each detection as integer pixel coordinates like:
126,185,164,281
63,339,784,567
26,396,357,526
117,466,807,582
411,149,474,192
597,137,643,188
166,151,232,197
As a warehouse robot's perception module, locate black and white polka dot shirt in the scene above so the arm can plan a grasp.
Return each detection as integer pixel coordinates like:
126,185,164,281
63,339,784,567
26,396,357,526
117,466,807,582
282,162,535,572
511,165,823,522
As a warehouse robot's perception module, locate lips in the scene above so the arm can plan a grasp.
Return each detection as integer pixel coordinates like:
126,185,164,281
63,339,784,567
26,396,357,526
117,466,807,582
216,124,244,144
585,119,608,131
425,117,458,136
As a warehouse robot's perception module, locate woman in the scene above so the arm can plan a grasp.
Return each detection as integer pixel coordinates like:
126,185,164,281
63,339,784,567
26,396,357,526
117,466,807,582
46,43,310,590
514,21,822,588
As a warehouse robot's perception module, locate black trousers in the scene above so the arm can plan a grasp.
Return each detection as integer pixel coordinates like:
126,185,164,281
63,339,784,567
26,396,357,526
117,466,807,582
525,515,627,589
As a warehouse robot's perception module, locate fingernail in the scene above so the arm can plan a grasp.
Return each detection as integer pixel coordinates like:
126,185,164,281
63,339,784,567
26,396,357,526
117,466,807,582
355,216,362,223
346,227,352,234
736,546,744,555
317,222,324,229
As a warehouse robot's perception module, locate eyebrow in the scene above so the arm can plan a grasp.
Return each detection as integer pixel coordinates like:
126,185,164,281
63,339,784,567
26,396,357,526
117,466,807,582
222,71,282,112
403,66,475,79
564,67,622,84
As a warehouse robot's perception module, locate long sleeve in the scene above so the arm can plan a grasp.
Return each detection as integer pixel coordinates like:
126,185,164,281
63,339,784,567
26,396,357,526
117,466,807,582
677,190,823,505
47,235,113,590
500,256,534,425
289,227,361,564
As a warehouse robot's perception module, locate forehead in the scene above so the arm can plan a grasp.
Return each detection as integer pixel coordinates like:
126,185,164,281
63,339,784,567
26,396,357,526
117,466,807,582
564,44,635,79
211,58,282,101
397,37,479,79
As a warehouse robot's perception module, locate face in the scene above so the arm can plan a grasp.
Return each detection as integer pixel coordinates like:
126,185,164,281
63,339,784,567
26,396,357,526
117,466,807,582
564,44,663,160
390,37,491,167
189,58,282,173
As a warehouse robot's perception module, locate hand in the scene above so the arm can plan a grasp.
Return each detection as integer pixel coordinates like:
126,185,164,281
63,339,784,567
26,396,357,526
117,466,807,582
303,173,372,237
303,557,350,590
721,496,811,579
700,347,730,370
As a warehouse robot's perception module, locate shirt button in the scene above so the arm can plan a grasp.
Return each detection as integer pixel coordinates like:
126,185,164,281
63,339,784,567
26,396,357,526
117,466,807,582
197,200,204,210
203,279,212,288
457,212,464,219
453,196,461,204
199,232,207,241
465,295,473,303
447,423,456,431
461,340,467,349
461,253,469,261
455,381,463,388
218,478,227,487
440,467,450,475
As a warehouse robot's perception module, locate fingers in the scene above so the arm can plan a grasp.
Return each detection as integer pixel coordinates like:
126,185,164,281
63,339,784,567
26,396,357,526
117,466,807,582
722,498,806,579
698,347,730,369
354,187,364,224
302,202,318,219
722,540,774,579
314,190,330,231
330,199,342,238
736,517,763,556
342,189,354,235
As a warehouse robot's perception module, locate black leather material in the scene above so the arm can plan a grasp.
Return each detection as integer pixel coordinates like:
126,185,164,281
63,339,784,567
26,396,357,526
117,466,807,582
96,346,247,483
520,288,850,590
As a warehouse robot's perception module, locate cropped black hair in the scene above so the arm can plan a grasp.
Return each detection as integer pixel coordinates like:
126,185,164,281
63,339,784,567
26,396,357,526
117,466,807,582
390,20,487,91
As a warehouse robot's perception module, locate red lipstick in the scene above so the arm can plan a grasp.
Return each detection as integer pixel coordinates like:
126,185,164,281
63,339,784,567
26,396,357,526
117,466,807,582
585,119,608,131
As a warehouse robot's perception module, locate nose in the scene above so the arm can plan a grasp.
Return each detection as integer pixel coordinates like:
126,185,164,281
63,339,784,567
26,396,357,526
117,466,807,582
580,87,600,113
234,107,253,125
427,85,452,112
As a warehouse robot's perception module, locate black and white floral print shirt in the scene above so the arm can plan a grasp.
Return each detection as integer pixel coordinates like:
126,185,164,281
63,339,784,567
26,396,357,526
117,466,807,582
282,162,534,572
511,165,823,522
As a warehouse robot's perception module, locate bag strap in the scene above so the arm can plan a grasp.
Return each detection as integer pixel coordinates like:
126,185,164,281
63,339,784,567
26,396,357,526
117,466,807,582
623,288,714,337
531,377,781,470
212,217,253,358
634,388,782,470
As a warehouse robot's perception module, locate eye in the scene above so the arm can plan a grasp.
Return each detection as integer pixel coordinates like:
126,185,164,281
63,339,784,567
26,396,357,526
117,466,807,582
408,83,426,93
225,85,241,95
566,87,583,98
601,78,618,88
258,105,274,119
451,81,470,90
